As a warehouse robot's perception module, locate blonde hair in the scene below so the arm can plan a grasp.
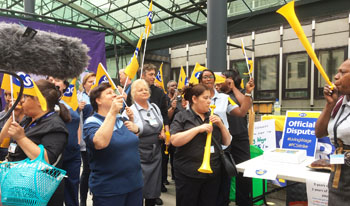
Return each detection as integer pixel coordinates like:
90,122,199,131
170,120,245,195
131,79,151,103
79,72,96,92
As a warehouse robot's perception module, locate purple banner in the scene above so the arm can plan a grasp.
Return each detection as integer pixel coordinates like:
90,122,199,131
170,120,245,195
0,16,106,73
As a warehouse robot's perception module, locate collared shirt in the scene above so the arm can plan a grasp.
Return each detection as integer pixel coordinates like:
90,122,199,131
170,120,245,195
170,107,222,179
83,113,143,196
211,90,238,129
123,101,163,135
328,96,350,145
126,84,169,126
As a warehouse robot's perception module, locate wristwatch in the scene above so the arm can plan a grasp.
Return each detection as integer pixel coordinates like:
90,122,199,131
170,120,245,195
245,93,252,97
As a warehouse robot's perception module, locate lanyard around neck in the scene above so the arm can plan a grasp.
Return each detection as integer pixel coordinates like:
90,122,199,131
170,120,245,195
333,105,350,148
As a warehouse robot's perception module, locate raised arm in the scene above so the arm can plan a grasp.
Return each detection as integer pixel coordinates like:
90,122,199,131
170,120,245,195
93,96,123,150
171,124,212,147
315,84,338,138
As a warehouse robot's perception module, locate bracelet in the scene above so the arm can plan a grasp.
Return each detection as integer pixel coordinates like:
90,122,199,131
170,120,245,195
245,93,252,97
134,127,140,134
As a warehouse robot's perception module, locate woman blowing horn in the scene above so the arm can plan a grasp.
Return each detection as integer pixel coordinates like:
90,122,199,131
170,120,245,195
170,83,231,206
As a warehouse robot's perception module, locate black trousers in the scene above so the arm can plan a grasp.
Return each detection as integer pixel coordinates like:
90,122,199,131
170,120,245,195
175,172,221,206
216,133,252,206
230,133,252,206
161,143,175,182
80,151,91,205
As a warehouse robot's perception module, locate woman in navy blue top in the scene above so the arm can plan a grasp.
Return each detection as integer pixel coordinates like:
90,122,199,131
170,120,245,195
83,83,143,206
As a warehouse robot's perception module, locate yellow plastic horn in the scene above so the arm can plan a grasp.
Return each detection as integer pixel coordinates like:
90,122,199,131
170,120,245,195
198,104,216,174
164,131,170,155
277,1,333,89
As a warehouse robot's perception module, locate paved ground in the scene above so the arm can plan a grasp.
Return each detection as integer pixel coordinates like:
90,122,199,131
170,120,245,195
85,178,286,206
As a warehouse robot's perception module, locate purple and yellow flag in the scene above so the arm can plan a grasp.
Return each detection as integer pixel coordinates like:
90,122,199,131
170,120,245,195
177,66,188,90
125,33,143,79
1,72,47,111
91,63,117,90
61,78,78,111
145,0,153,36
154,63,166,93
189,63,207,85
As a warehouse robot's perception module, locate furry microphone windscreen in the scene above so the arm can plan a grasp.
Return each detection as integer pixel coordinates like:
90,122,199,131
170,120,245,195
0,22,91,79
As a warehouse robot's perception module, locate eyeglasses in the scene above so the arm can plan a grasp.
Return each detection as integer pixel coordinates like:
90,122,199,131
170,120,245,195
23,94,34,100
202,75,214,80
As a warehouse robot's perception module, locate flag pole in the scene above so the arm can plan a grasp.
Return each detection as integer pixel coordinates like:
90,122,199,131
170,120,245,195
140,27,150,78
241,38,252,79
10,75,15,122
121,76,129,96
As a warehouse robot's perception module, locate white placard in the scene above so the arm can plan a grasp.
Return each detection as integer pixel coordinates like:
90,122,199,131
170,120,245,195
306,179,329,206
253,119,276,151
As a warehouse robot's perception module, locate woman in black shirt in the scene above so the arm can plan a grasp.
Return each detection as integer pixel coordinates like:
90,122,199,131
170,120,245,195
170,84,231,206
0,79,70,206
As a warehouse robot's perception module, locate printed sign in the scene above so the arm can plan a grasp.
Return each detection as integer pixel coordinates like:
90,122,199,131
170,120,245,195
306,179,328,206
253,119,276,151
281,111,320,157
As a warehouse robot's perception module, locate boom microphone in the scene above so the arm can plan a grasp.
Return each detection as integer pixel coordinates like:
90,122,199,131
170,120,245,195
0,22,90,79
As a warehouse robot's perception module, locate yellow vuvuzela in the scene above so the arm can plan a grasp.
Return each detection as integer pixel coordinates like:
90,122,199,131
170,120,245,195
198,105,216,174
277,1,333,89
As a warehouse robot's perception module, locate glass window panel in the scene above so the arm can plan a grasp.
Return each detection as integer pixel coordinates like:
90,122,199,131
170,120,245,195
318,48,345,88
285,90,308,98
257,56,277,90
285,53,308,89
231,60,250,86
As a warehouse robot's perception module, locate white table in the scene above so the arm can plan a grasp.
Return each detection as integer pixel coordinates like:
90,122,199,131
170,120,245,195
236,155,330,183
236,156,330,204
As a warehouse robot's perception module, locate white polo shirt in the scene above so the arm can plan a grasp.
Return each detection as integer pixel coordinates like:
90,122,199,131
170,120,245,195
327,96,350,145
211,90,238,130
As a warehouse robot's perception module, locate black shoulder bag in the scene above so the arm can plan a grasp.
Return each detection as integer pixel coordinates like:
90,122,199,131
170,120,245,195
212,137,238,177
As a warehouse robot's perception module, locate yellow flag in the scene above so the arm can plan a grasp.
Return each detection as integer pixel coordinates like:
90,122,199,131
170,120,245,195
240,79,245,89
243,58,254,76
189,63,207,85
4,72,47,111
145,0,153,36
125,55,140,79
154,63,166,93
214,73,226,84
91,63,117,91
177,66,188,90
61,78,78,111
1,73,18,99
125,33,143,79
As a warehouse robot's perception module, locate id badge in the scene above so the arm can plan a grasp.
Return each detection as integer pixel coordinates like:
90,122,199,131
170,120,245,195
149,118,158,127
8,143,17,153
210,145,215,153
330,154,345,164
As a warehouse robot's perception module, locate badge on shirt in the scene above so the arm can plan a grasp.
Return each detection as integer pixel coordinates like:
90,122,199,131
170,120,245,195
149,118,159,127
210,145,215,153
8,143,17,153
330,154,345,164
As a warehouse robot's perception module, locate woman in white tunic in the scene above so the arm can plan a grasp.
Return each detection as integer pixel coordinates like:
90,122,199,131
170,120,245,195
316,59,350,206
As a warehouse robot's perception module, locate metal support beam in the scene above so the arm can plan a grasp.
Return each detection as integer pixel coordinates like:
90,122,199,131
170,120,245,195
24,0,35,14
56,0,135,47
227,42,253,51
152,1,205,28
207,0,227,72
80,0,143,23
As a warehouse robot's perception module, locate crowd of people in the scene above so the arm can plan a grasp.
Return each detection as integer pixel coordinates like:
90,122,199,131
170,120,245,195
0,59,349,206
